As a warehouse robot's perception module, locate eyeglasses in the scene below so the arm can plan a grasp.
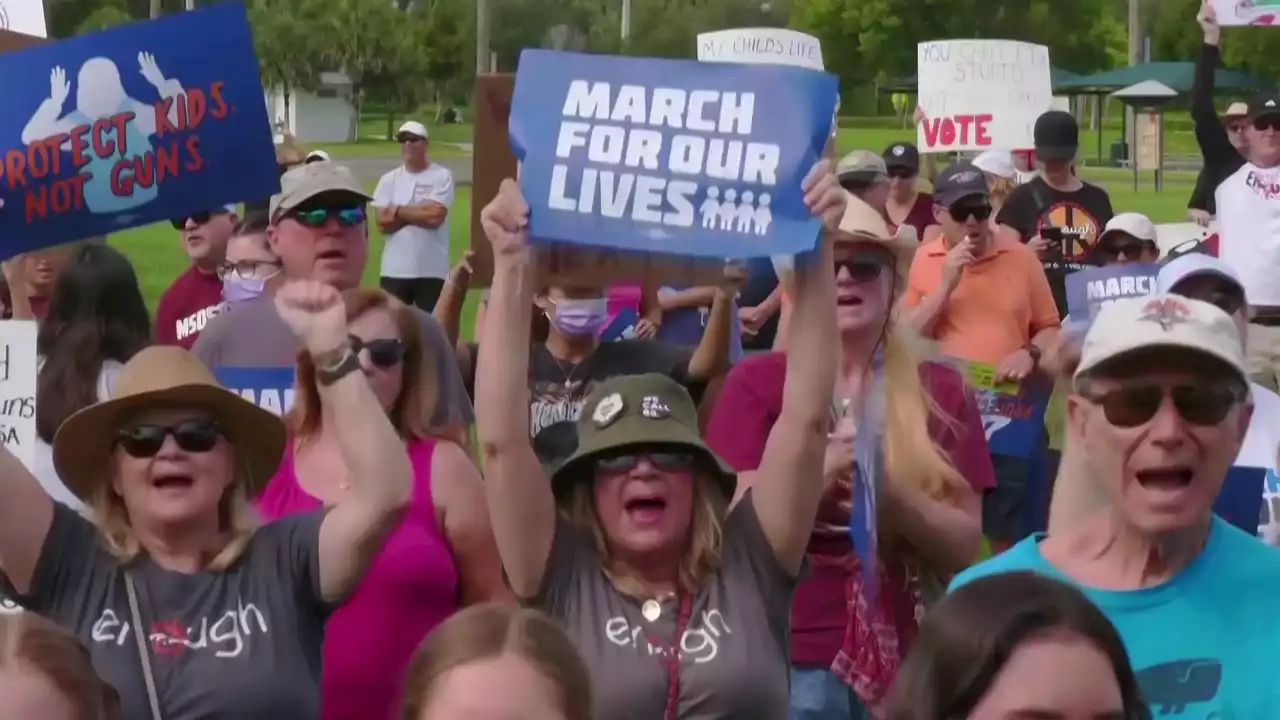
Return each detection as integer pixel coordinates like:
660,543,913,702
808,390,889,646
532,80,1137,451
217,259,281,281
1253,116,1280,132
350,335,405,369
170,210,224,229
833,257,886,281
1227,122,1247,133
397,135,427,145
1079,383,1242,428
290,205,366,229
117,420,224,458
596,450,697,474
948,203,992,222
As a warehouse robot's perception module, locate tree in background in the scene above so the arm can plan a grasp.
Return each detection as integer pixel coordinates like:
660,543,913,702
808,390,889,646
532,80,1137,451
248,0,323,133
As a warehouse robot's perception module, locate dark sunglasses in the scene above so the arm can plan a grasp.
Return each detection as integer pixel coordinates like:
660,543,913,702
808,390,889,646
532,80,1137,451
1227,122,1247,133
350,335,405,369
170,211,223,229
397,134,427,144
833,257,886,281
1080,383,1241,428
1101,241,1153,262
596,450,697,474
1253,116,1280,132
290,205,366,228
949,203,992,222
117,420,224,458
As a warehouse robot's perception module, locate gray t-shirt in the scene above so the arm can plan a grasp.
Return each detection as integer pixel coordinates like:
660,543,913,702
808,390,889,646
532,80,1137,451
530,495,795,719
192,295,473,427
7,504,330,720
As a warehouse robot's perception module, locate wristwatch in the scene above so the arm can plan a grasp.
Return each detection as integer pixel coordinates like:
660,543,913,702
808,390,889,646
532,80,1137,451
1024,343,1042,369
312,342,360,386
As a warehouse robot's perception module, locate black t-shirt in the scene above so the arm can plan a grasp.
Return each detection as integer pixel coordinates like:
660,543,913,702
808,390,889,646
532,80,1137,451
465,340,695,468
996,177,1115,317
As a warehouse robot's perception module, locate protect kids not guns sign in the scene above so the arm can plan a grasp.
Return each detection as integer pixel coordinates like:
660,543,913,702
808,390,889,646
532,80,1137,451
0,3,278,257
916,40,1052,152
509,49,839,259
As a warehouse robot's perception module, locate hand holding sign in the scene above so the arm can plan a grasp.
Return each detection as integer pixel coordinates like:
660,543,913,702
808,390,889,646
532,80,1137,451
481,179,531,259
1199,0,1222,42
275,281,347,354
802,159,845,229
995,347,1035,383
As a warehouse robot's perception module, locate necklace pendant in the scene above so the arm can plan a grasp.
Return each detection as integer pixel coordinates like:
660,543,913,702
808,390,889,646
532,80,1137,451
641,599,662,622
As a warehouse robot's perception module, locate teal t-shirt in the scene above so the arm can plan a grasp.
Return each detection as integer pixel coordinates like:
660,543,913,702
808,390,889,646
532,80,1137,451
950,518,1280,718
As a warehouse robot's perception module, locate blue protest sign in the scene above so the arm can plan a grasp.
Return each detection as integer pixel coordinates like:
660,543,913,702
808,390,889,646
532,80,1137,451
1064,263,1159,325
510,49,838,260
1217,466,1265,535
214,367,296,417
601,307,638,341
0,3,278,257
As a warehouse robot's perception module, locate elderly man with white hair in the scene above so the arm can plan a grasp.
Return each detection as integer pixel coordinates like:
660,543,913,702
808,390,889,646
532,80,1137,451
954,292,1280,717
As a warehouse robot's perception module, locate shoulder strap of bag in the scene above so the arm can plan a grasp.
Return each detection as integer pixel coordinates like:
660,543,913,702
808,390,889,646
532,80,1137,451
125,572,165,720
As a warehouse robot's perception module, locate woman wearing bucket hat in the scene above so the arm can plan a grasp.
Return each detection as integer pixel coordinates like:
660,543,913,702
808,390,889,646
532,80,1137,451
476,161,845,720
0,280,413,719
708,194,992,717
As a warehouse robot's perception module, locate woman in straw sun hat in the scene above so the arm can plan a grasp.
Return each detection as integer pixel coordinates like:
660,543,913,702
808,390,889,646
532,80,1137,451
476,160,845,719
0,279,413,720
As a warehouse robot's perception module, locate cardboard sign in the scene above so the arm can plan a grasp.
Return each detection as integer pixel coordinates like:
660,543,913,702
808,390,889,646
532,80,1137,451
0,4,278,258
213,366,296,417
509,49,838,260
470,73,727,288
1065,263,1159,326
0,0,47,38
917,40,1051,152
1209,0,1280,26
960,359,1051,459
696,28,823,69
0,320,36,471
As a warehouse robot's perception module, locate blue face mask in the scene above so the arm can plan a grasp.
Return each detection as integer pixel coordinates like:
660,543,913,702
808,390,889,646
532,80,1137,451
223,275,269,305
549,297,609,336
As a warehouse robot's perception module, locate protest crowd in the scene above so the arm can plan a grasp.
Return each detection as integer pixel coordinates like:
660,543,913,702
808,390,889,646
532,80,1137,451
6,0,1280,719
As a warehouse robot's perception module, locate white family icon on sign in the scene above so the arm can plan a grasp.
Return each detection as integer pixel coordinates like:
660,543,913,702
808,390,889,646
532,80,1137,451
699,187,772,235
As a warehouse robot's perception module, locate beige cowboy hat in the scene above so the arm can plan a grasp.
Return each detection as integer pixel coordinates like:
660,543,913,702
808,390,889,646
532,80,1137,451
53,346,285,502
834,192,917,293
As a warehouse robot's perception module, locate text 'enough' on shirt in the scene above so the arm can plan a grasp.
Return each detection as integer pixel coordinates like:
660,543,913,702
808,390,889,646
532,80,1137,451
951,518,1280,718
2,504,333,720
373,164,455,281
1192,43,1280,306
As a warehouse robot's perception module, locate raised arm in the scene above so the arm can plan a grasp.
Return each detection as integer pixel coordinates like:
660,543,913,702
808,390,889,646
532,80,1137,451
474,180,556,599
749,162,843,574
1192,3,1244,184
276,281,413,604
0,444,56,595
433,251,475,347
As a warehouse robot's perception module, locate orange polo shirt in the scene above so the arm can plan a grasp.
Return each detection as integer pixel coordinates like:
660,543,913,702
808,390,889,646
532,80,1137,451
902,235,1060,364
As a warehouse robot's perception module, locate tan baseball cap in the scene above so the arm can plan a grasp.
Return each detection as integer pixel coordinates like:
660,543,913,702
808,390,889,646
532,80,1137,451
836,149,888,184
1223,102,1249,118
269,162,371,221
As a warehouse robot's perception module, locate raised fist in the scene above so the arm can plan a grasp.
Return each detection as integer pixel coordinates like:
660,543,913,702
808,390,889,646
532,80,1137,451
274,280,348,353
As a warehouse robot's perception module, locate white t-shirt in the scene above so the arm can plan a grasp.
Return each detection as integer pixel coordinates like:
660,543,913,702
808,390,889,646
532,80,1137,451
1215,164,1280,306
1243,383,1280,544
31,359,124,515
373,164,455,280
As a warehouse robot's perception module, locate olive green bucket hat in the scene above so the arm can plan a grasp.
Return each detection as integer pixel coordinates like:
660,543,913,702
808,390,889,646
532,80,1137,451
549,373,736,501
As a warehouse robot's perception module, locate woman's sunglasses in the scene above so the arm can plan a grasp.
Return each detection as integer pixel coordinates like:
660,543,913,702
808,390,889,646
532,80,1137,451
290,205,366,229
117,420,224,458
596,450,697,474
833,257,886,281
350,335,405,369
1100,241,1153,262
1080,383,1241,428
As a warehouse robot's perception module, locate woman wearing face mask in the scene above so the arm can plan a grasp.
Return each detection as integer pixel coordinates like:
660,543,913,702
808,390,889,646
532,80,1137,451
455,279,735,469
220,215,283,306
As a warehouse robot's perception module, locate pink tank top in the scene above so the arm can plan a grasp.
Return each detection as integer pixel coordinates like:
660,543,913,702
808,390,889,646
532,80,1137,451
602,283,643,336
256,437,460,720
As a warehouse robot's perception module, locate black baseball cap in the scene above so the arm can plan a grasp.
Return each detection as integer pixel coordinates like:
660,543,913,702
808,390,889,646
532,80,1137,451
1247,91,1280,120
933,162,990,207
883,142,920,173
1034,110,1079,161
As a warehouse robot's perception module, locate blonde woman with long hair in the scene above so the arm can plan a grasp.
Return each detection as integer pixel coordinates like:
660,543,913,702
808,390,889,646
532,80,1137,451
708,194,995,717
476,163,845,720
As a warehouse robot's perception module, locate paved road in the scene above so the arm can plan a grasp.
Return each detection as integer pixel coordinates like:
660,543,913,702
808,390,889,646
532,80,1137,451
339,155,474,186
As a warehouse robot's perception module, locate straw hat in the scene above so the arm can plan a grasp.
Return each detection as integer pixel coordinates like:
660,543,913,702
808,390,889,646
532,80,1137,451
52,346,285,502
835,192,917,292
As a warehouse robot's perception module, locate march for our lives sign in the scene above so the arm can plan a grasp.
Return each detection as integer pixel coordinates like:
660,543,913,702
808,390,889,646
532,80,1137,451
958,360,1051,459
214,367,296,417
0,3,278,258
1065,263,1159,326
509,49,839,260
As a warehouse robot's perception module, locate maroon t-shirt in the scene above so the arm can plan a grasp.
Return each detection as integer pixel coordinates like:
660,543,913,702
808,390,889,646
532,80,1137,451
704,352,995,667
888,191,937,240
154,266,227,349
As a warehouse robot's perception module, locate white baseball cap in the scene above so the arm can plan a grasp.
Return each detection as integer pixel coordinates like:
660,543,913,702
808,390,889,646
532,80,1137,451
396,121,429,140
1098,212,1157,245
305,149,331,163
971,150,1016,179
1075,294,1246,384
1156,253,1244,297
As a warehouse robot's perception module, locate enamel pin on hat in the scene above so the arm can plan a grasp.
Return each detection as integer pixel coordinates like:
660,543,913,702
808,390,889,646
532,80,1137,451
592,393,625,427
640,395,670,419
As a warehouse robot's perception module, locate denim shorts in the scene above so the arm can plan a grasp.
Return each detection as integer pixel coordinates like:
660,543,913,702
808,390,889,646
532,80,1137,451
789,668,870,720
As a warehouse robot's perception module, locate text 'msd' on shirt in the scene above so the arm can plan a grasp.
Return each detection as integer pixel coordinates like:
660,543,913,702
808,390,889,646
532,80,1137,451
507,49,839,262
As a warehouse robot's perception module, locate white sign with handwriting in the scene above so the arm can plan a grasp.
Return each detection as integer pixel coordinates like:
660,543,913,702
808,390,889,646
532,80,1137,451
0,321,37,472
0,0,48,38
1209,0,1280,26
696,28,824,70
